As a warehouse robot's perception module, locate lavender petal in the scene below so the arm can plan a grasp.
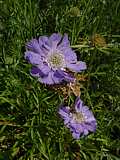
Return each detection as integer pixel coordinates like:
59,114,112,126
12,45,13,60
25,51,42,65
67,61,87,72
26,39,41,54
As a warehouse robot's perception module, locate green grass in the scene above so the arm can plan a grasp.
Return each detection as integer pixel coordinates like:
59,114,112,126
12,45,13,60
0,0,120,159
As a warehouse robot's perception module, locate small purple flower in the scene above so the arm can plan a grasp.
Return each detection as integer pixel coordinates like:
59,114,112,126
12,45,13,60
58,97,97,139
25,33,86,84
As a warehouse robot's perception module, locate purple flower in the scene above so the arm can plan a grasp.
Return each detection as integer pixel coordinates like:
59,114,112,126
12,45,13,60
58,97,97,139
25,33,86,84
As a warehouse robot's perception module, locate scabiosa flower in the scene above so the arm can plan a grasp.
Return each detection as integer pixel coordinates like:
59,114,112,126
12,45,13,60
25,33,86,84
58,97,97,139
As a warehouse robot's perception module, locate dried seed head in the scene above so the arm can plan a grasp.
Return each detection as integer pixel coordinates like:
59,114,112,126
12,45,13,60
91,34,107,47
68,7,80,17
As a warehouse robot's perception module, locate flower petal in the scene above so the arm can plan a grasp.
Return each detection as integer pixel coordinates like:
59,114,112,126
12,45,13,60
57,34,70,51
52,75,63,84
83,129,89,135
38,63,51,75
85,113,97,123
26,39,41,53
84,122,97,132
72,132,80,139
63,72,75,82
54,70,75,82
49,33,62,43
82,107,96,122
39,72,54,84
59,107,70,119
62,34,70,45
25,51,42,65
39,36,52,51
30,66,45,77
63,48,77,63
75,97,83,112
67,61,87,72
49,33,63,49
39,70,63,84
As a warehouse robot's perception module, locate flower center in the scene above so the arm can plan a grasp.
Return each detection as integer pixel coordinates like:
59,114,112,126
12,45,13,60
47,52,65,69
72,112,85,123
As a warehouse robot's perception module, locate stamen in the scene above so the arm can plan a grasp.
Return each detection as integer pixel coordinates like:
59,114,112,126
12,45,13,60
72,112,85,123
47,52,65,69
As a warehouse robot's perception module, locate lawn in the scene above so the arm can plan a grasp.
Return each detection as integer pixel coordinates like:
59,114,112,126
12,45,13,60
0,0,120,159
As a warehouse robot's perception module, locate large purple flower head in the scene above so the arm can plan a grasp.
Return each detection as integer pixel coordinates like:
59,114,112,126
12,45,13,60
25,33,86,84
58,97,97,139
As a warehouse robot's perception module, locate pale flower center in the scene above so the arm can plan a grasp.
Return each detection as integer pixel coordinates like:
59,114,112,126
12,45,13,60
72,112,85,123
47,52,65,69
